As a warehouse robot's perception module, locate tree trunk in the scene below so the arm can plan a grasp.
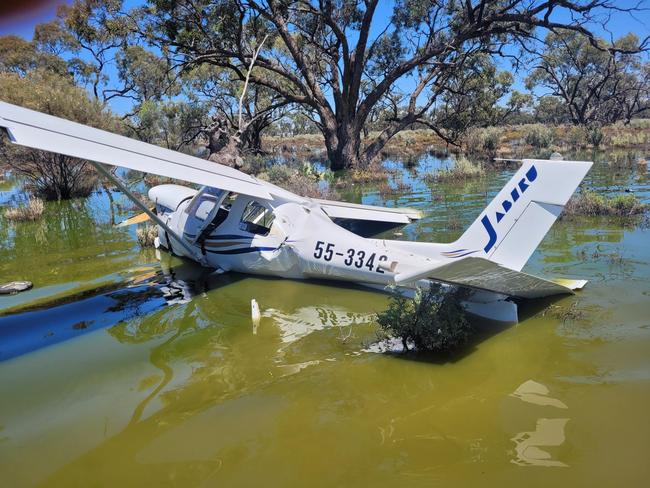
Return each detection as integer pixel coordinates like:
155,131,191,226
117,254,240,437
241,120,265,154
205,115,245,169
324,122,363,171
208,136,244,169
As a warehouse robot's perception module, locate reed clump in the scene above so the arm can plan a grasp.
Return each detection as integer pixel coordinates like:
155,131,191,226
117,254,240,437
4,198,45,221
426,156,485,183
137,225,158,247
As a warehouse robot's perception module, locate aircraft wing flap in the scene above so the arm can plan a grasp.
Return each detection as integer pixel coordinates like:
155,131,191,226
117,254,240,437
0,101,273,200
396,257,574,299
314,198,422,224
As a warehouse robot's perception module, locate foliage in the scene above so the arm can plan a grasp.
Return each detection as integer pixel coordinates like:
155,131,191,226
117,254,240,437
376,284,472,353
4,198,45,222
523,124,554,149
564,190,647,217
136,0,625,169
3,0,646,174
333,162,389,187
431,55,531,143
0,35,68,76
127,99,207,151
0,70,119,200
464,127,504,156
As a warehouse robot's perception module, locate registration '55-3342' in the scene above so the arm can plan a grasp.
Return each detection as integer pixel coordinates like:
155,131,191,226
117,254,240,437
313,240,387,273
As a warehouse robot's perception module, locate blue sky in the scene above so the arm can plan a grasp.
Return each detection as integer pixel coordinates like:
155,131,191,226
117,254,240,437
2,0,648,113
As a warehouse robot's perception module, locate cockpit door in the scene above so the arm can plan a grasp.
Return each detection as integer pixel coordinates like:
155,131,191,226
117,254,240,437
184,187,229,244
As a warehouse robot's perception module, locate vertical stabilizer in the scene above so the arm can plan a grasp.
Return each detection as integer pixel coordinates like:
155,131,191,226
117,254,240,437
453,159,592,271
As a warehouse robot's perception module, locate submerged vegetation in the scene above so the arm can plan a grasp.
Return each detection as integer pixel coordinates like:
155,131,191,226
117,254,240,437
4,198,44,222
377,285,472,353
564,190,647,217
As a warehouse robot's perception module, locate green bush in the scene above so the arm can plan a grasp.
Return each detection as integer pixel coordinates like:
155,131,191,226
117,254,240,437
257,163,340,199
464,127,504,156
586,126,604,147
377,284,472,352
523,124,554,148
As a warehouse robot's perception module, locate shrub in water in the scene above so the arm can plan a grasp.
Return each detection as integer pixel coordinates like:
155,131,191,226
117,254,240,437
257,163,340,199
585,126,605,147
564,190,647,217
377,284,472,352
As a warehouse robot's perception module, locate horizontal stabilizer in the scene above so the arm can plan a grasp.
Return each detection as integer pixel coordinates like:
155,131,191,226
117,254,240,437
395,257,575,299
115,211,151,228
314,198,422,224
0,101,272,200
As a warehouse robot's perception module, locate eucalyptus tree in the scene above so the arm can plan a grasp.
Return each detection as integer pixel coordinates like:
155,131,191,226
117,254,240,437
36,0,289,163
0,35,68,76
526,31,649,126
140,0,645,169
426,54,531,145
184,64,293,162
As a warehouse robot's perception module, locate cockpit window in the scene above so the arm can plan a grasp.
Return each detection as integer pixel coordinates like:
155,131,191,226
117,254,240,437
239,201,275,236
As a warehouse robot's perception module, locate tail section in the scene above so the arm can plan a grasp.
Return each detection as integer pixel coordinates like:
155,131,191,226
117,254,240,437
453,159,592,271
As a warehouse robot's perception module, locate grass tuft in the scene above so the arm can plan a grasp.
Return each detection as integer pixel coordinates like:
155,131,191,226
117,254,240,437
425,156,485,183
4,198,45,221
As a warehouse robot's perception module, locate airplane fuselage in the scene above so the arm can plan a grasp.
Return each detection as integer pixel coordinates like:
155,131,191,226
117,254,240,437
155,186,439,287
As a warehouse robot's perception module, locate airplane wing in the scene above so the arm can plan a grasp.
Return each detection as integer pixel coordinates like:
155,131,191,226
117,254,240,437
0,101,272,200
395,256,576,299
314,198,422,224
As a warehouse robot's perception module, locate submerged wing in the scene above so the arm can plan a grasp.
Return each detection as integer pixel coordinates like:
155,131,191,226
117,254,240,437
0,101,272,200
314,198,422,224
395,257,575,299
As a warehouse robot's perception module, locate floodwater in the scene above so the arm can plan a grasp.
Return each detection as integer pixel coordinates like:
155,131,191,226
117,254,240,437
0,151,649,487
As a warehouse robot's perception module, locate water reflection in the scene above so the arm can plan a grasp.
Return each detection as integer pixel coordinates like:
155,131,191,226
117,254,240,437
511,418,570,467
263,306,375,344
509,380,570,467
0,282,168,361
510,380,568,409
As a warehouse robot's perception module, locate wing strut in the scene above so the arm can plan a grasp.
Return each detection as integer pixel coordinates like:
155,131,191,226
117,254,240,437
91,162,207,266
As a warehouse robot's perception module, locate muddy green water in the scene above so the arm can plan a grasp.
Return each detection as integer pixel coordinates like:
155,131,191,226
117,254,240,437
0,151,649,487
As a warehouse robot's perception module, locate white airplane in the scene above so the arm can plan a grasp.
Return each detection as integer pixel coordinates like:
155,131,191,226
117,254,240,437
0,101,592,322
